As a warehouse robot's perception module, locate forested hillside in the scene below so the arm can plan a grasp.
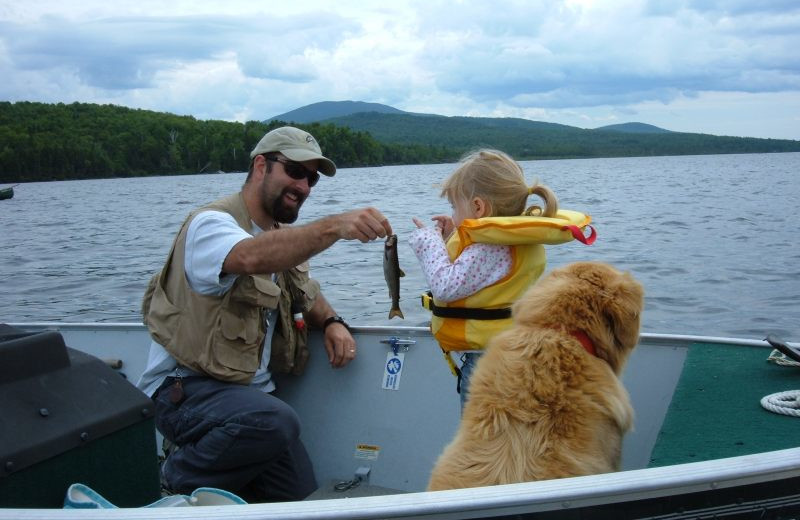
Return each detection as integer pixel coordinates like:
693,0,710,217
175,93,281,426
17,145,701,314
0,102,453,182
2,101,799,183
322,112,800,159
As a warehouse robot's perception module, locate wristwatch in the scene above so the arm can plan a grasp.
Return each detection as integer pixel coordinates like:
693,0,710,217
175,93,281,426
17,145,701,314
322,315,350,332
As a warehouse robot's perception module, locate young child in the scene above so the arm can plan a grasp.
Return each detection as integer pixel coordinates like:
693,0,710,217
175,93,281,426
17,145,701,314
410,149,592,409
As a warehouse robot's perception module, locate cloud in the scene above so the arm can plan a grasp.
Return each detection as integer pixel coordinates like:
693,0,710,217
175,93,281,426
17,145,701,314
0,0,798,139
1,15,246,89
646,0,800,18
0,11,359,90
414,1,800,108
236,12,360,82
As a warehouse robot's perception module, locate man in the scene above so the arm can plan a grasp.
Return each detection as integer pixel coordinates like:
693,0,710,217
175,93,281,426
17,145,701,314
136,126,393,502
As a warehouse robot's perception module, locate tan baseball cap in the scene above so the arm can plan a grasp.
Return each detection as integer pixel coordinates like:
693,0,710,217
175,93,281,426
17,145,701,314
250,126,336,176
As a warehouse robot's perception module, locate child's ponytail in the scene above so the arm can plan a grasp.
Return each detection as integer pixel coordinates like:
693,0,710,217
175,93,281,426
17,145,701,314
522,184,558,217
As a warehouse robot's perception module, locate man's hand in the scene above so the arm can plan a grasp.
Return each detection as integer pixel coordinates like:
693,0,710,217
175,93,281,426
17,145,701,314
336,208,393,243
306,294,356,368
323,322,357,368
223,207,394,276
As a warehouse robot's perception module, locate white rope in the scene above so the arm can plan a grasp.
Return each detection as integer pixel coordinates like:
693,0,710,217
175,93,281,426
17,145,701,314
761,390,800,417
762,350,800,416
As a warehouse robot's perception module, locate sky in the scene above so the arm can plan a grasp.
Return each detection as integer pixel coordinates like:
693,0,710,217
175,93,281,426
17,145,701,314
1,0,799,140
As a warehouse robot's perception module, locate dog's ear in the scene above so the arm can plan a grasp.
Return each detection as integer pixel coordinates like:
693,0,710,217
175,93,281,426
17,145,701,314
600,270,644,372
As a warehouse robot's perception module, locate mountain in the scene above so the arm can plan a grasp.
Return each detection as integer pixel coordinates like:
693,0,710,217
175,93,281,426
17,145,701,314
321,112,587,157
267,101,800,159
268,100,405,123
595,122,672,134
269,100,671,136
314,110,799,159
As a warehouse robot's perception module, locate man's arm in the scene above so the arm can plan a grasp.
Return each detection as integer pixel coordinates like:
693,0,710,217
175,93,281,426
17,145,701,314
223,208,392,275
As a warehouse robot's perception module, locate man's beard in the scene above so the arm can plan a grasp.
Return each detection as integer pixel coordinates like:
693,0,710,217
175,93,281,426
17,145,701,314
265,185,305,223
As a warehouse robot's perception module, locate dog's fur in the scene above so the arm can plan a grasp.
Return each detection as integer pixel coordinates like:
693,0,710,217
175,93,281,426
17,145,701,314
427,261,644,491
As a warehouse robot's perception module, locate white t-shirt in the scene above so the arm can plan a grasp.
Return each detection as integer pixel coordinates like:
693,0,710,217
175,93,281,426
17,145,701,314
136,210,278,397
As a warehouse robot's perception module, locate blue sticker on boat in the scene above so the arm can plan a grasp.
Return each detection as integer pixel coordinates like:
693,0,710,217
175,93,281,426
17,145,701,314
381,352,405,390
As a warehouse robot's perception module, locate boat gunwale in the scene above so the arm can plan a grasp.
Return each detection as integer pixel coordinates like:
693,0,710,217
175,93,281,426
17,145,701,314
10,322,794,348
0,447,798,519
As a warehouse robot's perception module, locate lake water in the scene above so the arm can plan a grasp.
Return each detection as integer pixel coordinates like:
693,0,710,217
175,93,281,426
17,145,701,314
2,153,799,340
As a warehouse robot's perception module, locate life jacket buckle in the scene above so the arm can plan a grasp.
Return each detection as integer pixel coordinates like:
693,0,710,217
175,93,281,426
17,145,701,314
421,291,433,310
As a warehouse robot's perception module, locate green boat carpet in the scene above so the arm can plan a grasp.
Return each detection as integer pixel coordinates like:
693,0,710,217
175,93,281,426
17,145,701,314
648,342,800,467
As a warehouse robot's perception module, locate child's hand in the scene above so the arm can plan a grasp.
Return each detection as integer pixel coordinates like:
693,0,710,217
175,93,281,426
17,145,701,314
431,215,454,238
412,217,426,228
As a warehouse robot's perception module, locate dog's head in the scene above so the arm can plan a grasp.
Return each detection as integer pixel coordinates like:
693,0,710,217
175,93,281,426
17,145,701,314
511,261,644,373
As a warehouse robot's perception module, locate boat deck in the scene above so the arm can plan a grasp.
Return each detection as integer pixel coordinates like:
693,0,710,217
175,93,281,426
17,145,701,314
307,480,408,500
649,341,800,467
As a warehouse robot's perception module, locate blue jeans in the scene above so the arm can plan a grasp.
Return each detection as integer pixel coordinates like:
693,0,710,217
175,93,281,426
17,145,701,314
153,376,316,503
458,352,482,411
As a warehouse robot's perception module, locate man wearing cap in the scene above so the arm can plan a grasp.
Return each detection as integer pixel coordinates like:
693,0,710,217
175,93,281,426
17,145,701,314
137,126,393,502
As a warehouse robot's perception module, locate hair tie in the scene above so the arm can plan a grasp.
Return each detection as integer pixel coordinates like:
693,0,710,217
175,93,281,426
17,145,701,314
527,186,535,195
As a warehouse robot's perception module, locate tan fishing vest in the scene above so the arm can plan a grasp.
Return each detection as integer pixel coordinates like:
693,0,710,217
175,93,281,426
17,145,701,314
141,192,320,383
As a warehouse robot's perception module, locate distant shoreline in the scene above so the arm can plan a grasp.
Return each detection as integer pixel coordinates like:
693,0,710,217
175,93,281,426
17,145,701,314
5,150,800,185
2,101,799,183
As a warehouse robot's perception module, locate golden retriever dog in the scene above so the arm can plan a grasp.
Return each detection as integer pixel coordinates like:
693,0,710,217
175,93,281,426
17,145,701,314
427,261,644,491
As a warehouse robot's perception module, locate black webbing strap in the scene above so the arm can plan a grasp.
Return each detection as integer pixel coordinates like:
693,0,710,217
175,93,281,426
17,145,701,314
421,292,512,320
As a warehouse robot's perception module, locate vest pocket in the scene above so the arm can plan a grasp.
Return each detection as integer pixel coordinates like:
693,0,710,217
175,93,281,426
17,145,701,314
295,278,320,311
281,264,319,312
207,275,278,381
220,307,259,344
214,306,262,374
230,274,281,308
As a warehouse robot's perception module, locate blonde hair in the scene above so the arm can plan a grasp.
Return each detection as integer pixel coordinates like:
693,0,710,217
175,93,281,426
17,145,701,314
440,149,558,217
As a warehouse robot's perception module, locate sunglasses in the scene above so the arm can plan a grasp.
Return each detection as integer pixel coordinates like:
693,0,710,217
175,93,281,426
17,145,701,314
265,156,320,187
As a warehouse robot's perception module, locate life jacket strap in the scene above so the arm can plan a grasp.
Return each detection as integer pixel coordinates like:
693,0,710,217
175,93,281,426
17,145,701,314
562,224,597,245
442,350,461,379
421,292,512,320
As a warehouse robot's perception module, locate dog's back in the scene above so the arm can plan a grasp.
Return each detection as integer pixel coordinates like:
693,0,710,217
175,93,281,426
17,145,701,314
427,262,644,491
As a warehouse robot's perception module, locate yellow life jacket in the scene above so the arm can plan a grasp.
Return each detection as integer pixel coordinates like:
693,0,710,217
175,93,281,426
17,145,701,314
421,210,594,360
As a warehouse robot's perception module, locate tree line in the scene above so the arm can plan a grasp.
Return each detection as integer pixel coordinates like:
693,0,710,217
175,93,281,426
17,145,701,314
325,112,800,160
0,102,456,182
3,101,799,183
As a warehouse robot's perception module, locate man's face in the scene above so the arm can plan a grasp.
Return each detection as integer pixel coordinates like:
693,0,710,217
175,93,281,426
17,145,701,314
259,154,320,223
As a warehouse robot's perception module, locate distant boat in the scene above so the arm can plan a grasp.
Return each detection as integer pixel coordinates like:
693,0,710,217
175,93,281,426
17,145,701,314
0,187,13,200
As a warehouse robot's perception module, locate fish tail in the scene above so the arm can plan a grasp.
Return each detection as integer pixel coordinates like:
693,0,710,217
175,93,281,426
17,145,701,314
389,308,405,319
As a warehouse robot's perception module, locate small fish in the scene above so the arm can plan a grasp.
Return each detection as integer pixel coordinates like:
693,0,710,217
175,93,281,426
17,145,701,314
383,234,405,319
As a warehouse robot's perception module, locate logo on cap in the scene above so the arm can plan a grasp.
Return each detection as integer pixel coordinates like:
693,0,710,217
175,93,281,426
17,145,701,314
306,136,314,143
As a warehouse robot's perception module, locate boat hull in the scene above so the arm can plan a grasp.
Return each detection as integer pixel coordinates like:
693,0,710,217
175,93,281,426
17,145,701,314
1,323,798,519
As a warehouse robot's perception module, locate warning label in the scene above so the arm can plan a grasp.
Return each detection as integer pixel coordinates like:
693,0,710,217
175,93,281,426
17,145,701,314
354,444,380,460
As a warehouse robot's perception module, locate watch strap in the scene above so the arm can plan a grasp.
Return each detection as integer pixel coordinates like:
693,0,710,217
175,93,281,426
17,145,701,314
322,315,350,332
